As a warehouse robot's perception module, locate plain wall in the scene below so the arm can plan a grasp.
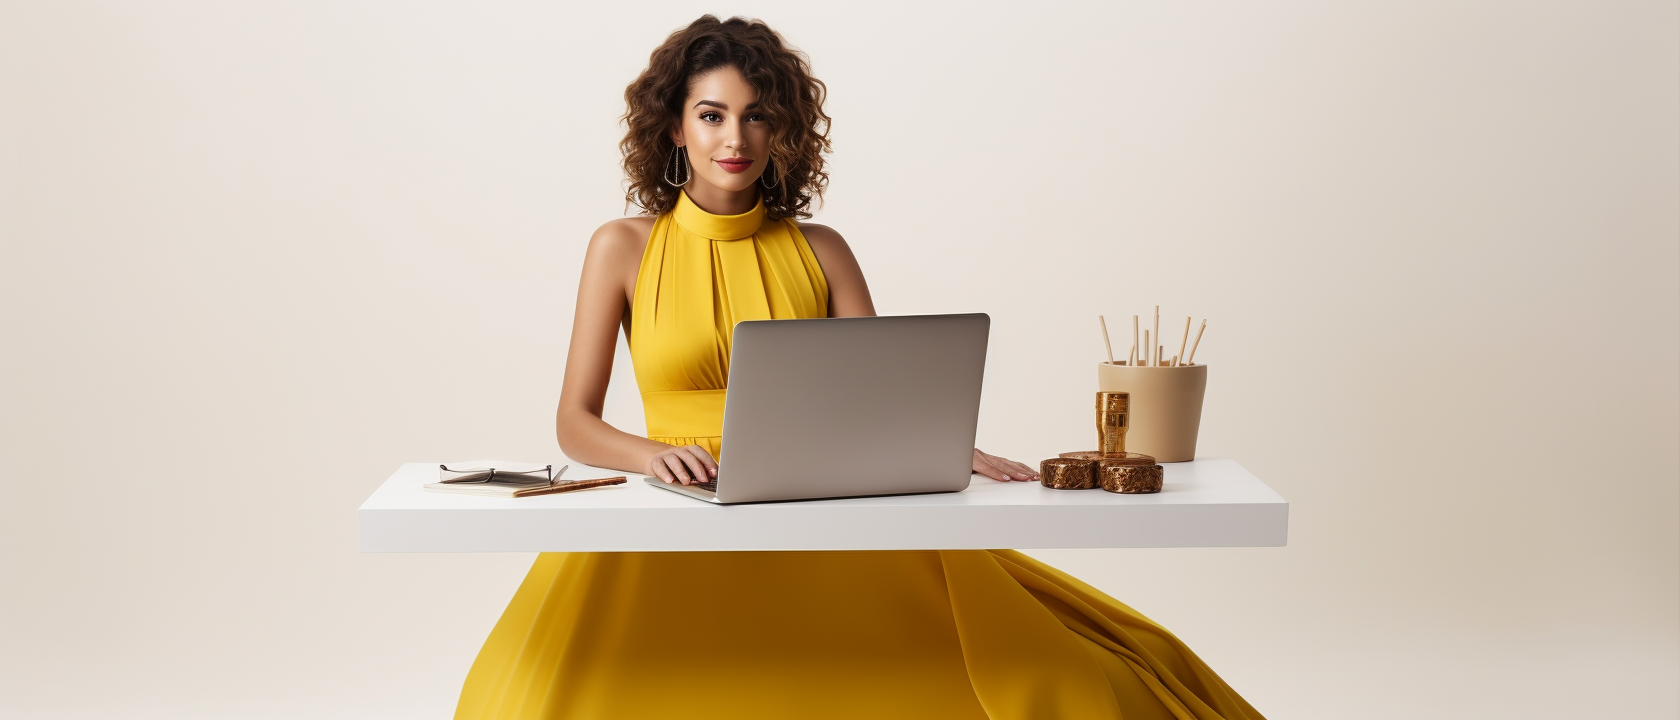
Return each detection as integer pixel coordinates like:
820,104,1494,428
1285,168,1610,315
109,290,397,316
2,1,1675,718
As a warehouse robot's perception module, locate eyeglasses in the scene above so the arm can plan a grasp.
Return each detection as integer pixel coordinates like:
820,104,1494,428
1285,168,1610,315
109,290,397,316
438,463,568,486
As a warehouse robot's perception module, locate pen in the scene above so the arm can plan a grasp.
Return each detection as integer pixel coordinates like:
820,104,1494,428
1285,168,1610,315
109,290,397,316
515,476,628,497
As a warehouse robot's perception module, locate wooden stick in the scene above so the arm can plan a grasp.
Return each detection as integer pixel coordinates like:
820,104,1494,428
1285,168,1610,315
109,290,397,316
1143,329,1150,368
1130,315,1139,366
1175,317,1190,367
1159,345,1164,367
1098,315,1114,363
1186,320,1207,365
1152,306,1160,367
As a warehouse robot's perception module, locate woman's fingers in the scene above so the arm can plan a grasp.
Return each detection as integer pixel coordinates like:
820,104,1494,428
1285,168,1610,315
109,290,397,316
975,449,1040,482
673,447,710,484
972,449,1012,482
661,454,695,485
649,458,675,484
684,445,719,477
1001,458,1039,481
647,445,719,485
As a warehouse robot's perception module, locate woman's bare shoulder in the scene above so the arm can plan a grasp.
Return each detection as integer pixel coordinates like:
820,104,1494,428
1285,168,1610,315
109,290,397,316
795,221,859,260
582,216,657,298
590,216,657,254
793,221,852,256
794,219,840,240
585,216,656,265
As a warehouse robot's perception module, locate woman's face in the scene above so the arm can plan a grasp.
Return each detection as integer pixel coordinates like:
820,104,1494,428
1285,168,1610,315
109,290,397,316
673,65,772,194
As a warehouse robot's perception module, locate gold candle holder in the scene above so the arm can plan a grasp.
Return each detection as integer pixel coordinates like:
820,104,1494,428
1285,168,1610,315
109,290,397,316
1096,391,1130,454
1098,462,1164,494
1038,458,1097,490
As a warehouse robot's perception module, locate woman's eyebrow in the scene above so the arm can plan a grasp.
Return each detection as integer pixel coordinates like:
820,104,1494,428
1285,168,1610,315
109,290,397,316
693,100,761,110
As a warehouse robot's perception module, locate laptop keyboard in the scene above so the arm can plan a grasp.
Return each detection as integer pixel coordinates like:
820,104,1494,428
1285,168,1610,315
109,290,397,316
691,479,718,492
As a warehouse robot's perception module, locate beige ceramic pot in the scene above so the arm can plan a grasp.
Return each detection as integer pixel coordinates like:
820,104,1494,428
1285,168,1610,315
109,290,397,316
1095,362,1207,462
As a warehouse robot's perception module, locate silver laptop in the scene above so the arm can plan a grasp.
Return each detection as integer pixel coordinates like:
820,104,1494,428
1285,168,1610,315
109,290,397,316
643,313,989,504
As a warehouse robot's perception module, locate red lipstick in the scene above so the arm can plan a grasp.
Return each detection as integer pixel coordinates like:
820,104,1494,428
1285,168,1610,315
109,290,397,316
715,157,753,174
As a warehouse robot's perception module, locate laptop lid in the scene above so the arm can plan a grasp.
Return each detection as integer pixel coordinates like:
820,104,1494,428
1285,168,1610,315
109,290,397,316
711,313,989,503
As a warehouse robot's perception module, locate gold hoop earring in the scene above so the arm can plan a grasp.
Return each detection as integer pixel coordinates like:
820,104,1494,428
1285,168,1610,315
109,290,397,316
664,144,690,187
759,158,778,189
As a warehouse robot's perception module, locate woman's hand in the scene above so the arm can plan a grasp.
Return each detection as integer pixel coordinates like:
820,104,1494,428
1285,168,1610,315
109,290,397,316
647,444,719,486
973,448,1040,482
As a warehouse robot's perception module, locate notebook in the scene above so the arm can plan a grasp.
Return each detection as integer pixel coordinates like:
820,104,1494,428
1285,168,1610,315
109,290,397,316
424,461,626,498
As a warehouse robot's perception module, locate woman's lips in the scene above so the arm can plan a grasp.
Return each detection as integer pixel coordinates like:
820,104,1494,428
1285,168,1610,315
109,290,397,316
715,158,753,174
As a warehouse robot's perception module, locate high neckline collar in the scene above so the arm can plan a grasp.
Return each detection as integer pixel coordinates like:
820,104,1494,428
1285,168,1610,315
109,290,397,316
672,189,765,241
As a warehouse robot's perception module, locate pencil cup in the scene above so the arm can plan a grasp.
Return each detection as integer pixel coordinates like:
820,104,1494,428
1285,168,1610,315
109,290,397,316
1096,362,1207,462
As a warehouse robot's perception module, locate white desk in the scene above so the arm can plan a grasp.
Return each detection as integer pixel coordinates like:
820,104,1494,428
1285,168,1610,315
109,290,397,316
358,457,1287,552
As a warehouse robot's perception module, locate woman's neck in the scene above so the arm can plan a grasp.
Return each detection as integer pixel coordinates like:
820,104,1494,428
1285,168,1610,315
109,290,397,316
682,182,759,216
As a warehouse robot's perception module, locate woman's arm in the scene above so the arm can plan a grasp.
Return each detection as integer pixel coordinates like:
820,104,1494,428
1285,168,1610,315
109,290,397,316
554,220,678,473
798,223,876,318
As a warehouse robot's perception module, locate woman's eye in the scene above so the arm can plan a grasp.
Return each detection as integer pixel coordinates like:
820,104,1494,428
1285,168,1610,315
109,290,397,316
698,112,765,123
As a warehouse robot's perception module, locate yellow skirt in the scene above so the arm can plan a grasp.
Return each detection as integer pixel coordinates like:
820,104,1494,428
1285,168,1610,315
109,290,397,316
454,548,1263,719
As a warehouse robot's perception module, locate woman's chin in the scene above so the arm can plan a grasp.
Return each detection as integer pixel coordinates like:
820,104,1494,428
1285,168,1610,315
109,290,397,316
695,174,759,194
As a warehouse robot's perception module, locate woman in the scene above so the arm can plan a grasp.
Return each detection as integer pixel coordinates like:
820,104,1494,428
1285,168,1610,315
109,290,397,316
456,15,1263,720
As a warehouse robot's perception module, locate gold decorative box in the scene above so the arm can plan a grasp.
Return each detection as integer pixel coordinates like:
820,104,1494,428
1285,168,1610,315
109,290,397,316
1038,458,1097,490
1098,463,1164,494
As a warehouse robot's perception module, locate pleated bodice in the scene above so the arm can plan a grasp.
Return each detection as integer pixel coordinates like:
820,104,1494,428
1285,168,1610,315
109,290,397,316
628,189,829,456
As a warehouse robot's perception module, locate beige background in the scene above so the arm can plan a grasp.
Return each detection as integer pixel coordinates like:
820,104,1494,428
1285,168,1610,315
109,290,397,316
2,1,1676,717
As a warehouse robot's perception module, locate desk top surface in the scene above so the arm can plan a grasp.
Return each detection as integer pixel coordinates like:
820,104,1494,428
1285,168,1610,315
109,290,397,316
358,457,1288,552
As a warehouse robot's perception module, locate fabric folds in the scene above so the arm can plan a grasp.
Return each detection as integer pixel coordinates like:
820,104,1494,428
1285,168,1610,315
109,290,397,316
454,190,1263,719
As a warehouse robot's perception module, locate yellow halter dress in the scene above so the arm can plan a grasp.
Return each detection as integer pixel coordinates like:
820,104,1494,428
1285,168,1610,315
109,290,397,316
454,190,1264,720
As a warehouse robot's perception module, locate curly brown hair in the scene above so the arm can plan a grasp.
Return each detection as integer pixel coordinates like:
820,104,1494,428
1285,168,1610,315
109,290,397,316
620,15,833,221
